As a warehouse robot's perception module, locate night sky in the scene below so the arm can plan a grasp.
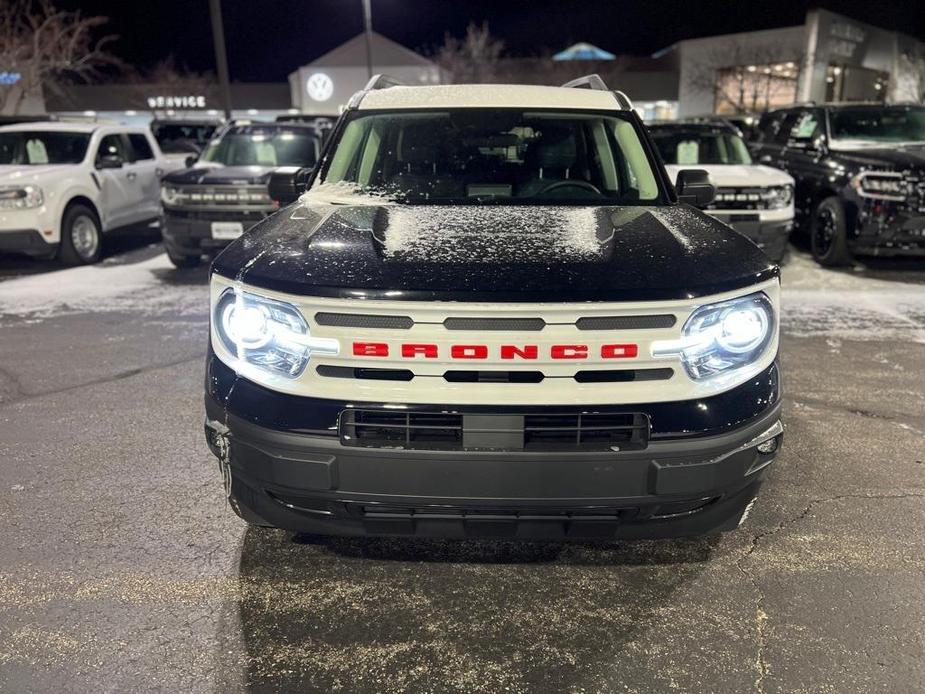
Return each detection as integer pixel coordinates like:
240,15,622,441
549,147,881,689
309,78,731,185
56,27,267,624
54,0,925,82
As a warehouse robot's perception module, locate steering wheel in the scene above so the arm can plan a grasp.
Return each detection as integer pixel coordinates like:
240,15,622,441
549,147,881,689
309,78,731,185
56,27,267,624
532,180,603,196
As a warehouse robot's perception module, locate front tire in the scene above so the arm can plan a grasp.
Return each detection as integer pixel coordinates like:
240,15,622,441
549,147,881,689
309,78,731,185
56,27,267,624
166,247,201,268
811,197,852,266
58,204,102,265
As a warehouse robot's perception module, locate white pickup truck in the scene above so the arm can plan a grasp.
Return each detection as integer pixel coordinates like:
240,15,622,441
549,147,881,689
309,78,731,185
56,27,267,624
0,122,180,264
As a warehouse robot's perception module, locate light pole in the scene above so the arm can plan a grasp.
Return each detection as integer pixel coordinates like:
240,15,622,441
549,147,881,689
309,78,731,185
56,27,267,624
209,0,233,119
362,0,373,78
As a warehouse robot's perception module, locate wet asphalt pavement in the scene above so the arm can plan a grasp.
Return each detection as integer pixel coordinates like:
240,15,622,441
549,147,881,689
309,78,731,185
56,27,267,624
0,239,923,693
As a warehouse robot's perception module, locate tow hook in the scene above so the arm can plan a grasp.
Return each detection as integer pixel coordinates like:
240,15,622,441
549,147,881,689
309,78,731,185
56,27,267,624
214,433,233,501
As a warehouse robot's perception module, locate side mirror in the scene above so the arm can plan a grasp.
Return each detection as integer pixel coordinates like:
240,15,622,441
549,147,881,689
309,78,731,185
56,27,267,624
97,154,123,169
268,166,314,206
675,169,715,208
184,155,198,169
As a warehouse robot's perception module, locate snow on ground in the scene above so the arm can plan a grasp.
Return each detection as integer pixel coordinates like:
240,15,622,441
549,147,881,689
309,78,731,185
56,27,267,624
781,251,925,343
1,241,923,344
0,250,205,321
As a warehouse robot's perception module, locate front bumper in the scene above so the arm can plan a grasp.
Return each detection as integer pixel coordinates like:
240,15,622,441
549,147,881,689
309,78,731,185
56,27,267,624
709,211,793,258
205,357,783,540
161,208,271,255
0,228,57,256
853,208,925,257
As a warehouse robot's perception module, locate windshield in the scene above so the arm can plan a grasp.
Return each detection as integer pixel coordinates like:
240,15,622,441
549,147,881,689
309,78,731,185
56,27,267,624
0,131,90,165
830,107,925,143
315,109,662,204
200,126,318,167
651,130,752,165
152,123,218,154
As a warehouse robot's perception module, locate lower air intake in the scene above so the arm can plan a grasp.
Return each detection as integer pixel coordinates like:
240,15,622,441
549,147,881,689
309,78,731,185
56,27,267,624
339,410,649,451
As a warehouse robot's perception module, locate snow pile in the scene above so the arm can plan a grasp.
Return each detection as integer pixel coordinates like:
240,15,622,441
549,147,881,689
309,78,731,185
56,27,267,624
0,251,206,320
381,205,604,263
781,252,925,343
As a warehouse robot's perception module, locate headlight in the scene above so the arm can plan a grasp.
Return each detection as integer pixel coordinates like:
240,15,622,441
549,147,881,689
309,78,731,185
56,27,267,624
213,288,338,378
652,292,775,381
160,185,182,206
762,184,793,209
851,172,906,201
0,185,43,209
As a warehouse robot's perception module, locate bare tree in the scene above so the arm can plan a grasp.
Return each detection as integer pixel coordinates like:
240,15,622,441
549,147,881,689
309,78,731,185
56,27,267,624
893,49,925,103
434,22,504,84
686,39,802,114
0,0,119,114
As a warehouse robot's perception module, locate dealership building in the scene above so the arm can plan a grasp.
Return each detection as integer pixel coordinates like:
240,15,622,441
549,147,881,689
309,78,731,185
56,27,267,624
17,7,925,125
662,7,925,116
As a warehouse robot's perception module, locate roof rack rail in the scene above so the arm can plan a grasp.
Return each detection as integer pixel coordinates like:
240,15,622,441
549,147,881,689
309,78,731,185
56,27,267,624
561,74,634,110
363,74,405,91
561,74,609,91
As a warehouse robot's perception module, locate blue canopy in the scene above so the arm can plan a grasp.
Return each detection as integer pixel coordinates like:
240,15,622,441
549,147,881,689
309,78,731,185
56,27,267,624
553,42,616,61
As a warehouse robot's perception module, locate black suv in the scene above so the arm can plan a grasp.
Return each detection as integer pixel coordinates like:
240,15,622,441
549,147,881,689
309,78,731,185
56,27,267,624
160,122,320,267
751,104,925,265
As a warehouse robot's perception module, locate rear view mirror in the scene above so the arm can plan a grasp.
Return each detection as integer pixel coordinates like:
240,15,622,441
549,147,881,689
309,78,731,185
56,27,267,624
268,166,314,206
675,169,716,208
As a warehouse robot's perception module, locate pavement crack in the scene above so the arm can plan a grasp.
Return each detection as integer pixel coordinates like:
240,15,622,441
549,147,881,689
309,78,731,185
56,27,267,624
0,353,204,408
735,491,925,692
746,492,925,557
734,555,769,693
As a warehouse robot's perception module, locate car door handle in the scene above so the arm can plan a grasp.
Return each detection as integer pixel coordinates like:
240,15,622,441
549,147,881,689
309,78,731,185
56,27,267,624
126,171,137,181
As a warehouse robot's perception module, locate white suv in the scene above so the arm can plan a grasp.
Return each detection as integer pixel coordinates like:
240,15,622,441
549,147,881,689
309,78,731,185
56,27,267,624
649,121,795,261
0,122,178,264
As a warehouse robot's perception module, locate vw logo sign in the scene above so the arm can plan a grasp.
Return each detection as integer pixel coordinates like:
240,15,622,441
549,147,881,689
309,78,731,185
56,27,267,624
306,73,334,102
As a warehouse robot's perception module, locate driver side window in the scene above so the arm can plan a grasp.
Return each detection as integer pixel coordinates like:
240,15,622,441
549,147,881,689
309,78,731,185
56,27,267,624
96,134,127,166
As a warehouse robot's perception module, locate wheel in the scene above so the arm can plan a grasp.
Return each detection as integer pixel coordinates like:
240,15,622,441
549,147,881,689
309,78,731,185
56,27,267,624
810,197,852,266
58,204,102,265
166,248,201,268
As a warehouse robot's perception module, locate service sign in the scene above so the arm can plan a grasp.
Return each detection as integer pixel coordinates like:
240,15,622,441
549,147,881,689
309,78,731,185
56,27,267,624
147,95,207,109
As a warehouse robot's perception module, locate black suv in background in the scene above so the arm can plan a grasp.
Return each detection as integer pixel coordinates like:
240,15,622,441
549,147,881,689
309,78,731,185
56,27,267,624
160,122,320,267
150,119,221,160
751,104,925,265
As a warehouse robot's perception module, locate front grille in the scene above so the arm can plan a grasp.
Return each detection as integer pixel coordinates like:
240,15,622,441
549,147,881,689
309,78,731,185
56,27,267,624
164,184,274,210
339,409,650,451
443,317,546,331
708,187,774,210
523,413,648,451
341,411,462,450
318,366,674,384
575,314,676,330
311,312,675,331
314,312,414,329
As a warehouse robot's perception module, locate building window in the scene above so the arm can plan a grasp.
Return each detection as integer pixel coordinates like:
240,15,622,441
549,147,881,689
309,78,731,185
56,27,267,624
825,64,888,103
713,63,799,114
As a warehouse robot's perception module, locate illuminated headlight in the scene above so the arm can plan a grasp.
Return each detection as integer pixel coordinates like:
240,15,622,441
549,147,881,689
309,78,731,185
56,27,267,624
851,172,906,201
653,292,775,381
213,288,339,378
160,185,181,206
762,184,793,209
0,185,43,209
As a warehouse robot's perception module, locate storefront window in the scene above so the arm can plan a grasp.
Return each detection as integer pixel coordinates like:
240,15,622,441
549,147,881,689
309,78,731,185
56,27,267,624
713,63,799,114
824,65,888,103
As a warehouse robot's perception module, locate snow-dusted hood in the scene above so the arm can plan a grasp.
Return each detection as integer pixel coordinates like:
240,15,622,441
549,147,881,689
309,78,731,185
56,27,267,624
664,164,793,188
0,164,74,185
212,201,778,302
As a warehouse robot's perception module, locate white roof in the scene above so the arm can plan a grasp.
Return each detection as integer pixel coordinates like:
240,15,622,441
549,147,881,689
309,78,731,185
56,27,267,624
358,84,626,111
0,121,147,134
308,31,436,69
